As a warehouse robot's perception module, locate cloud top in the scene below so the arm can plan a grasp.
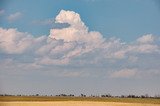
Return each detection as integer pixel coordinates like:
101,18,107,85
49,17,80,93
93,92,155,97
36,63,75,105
55,10,86,30
49,10,104,45
137,34,155,43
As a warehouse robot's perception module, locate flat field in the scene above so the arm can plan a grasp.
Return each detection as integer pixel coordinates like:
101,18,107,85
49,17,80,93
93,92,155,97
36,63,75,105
0,96,160,106
0,101,160,106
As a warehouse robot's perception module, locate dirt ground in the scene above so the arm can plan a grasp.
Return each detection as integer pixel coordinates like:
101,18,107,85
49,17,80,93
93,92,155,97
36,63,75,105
0,101,160,106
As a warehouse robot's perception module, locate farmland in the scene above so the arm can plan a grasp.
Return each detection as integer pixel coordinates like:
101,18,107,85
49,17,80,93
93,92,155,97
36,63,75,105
0,96,160,106
0,101,160,106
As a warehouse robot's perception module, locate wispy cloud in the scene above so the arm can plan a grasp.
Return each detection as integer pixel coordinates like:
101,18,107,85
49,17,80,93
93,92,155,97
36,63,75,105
7,12,22,22
84,0,97,2
110,69,137,78
32,19,54,25
0,9,5,16
31,18,70,29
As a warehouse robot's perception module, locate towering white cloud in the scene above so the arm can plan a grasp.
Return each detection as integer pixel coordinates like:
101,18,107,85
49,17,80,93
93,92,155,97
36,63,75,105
49,10,104,46
55,10,86,30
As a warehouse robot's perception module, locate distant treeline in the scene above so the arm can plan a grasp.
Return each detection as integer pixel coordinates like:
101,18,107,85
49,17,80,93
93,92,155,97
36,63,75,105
0,93,160,99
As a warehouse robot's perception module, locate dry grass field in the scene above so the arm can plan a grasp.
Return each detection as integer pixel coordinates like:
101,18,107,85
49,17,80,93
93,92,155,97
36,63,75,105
0,101,160,106
0,96,160,106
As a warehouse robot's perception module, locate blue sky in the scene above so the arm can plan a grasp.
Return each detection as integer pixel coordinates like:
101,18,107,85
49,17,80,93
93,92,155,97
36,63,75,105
0,0,160,96
1,0,160,41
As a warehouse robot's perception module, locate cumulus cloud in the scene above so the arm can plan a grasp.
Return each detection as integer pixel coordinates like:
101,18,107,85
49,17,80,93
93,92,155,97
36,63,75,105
0,10,160,78
137,34,155,43
7,12,22,22
0,28,47,54
49,10,104,46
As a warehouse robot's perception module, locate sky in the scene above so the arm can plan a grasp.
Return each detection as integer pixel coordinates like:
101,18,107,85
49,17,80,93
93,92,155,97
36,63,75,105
0,0,160,96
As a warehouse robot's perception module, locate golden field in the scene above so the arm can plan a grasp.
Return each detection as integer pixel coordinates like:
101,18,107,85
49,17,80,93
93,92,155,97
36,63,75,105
0,101,160,106
0,96,160,106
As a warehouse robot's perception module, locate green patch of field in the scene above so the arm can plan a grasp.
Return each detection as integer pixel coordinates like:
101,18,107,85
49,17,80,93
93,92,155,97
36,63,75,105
0,96,160,104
